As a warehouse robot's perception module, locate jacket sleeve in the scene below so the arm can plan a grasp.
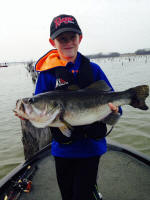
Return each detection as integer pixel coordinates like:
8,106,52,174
34,71,56,95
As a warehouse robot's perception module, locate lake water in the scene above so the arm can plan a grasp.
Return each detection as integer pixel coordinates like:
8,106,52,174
0,55,150,179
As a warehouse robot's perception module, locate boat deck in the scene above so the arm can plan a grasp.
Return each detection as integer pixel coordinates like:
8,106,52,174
18,144,150,200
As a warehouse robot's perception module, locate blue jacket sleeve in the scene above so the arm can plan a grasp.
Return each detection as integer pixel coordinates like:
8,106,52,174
35,71,56,95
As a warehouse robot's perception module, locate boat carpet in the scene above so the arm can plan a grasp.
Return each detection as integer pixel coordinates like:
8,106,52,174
19,148,150,200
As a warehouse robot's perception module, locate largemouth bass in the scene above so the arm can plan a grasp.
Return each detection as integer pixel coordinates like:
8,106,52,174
13,80,149,137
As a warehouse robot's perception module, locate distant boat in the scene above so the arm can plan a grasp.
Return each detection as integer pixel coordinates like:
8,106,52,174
0,64,8,68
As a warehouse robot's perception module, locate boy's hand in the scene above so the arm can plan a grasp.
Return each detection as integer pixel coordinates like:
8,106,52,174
108,103,119,113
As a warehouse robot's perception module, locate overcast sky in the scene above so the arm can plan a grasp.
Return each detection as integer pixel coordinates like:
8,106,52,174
0,0,150,62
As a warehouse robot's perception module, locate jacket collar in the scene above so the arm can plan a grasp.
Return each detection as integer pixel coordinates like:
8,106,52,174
35,49,68,72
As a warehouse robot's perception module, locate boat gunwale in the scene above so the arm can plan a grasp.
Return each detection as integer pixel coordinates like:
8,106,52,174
0,144,51,191
107,139,150,166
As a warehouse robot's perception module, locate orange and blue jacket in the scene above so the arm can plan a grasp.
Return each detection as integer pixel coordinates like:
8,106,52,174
35,50,120,158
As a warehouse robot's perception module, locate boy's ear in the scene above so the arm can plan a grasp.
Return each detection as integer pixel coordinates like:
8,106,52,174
49,38,55,47
79,35,82,43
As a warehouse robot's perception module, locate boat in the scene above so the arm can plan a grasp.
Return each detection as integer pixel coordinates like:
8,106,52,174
0,139,150,200
0,64,8,68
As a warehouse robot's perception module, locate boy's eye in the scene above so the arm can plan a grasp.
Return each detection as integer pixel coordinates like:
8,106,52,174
71,35,76,40
60,37,66,42
57,34,76,43
57,37,66,42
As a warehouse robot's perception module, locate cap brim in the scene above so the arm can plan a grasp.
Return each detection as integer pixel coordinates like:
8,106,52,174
51,28,82,40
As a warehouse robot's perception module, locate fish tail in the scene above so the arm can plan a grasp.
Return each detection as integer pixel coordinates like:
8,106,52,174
129,85,149,110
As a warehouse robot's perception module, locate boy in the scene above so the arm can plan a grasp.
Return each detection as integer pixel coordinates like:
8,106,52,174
35,14,120,200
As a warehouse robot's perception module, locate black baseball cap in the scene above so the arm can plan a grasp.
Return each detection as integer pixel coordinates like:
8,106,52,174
50,14,82,40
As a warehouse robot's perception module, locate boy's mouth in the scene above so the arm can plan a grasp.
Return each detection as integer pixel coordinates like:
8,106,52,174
64,46,74,50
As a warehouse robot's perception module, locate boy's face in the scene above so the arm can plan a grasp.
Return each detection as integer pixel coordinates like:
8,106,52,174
50,32,82,62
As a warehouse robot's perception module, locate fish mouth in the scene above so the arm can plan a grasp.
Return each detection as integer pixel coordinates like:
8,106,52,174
14,98,50,121
13,99,34,120
19,100,26,113
13,99,25,113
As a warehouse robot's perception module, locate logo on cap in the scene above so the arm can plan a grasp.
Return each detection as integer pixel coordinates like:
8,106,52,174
54,17,75,29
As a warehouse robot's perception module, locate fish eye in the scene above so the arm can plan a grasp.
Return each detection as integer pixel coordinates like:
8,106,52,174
28,98,34,104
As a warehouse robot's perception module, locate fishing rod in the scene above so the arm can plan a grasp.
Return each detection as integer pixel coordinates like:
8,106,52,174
3,164,38,200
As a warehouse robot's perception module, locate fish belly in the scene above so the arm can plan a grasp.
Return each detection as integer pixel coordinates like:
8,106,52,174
64,104,111,126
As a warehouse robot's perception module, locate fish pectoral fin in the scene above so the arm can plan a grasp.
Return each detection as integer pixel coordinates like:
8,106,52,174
59,125,72,137
61,119,73,131
59,119,74,137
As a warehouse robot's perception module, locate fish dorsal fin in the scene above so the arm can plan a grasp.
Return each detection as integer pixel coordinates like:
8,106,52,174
86,80,111,92
68,80,111,92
